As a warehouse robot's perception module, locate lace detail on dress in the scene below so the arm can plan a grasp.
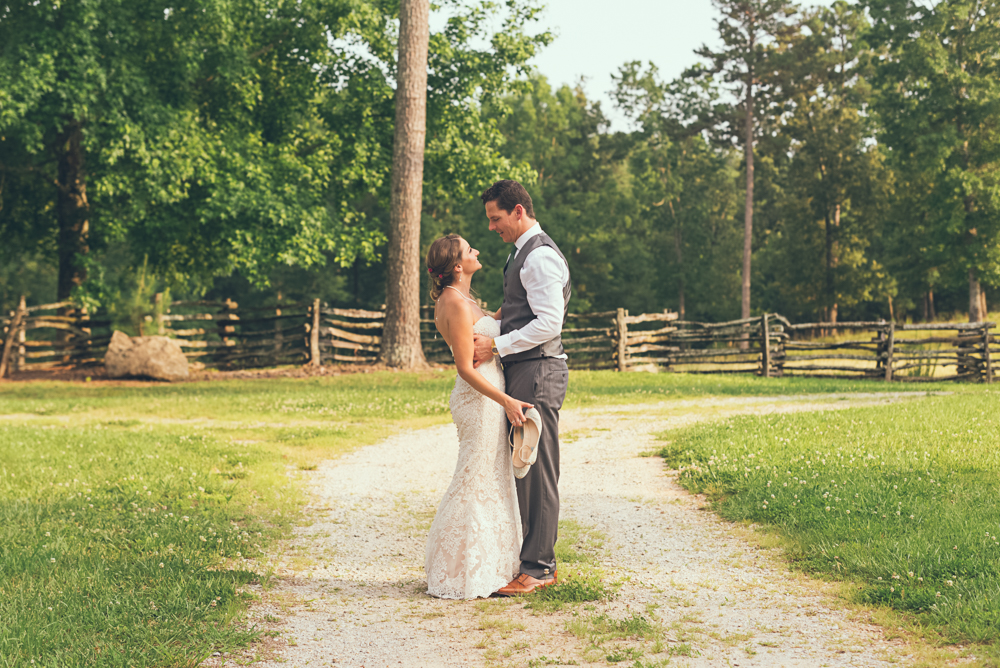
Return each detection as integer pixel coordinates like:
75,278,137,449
425,316,522,599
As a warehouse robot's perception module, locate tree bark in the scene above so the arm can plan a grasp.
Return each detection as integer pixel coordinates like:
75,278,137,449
672,203,685,320
55,121,89,303
741,74,754,323
380,0,430,368
824,203,840,335
969,268,982,323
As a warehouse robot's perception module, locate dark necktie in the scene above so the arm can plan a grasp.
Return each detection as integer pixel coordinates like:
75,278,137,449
503,248,519,276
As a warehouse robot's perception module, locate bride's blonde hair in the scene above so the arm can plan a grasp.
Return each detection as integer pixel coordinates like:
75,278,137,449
425,234,463,301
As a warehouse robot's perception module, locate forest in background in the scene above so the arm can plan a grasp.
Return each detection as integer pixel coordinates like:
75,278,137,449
2,0,999,332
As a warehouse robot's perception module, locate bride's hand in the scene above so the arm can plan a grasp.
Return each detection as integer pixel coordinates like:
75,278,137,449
503,396,533,427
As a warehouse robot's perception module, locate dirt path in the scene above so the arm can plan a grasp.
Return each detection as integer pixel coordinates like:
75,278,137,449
206,394,927,668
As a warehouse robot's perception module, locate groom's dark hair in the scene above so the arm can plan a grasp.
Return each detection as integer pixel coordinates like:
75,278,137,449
481,180,535,219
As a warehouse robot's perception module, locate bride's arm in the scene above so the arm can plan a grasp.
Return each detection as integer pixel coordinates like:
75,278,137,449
443,302,531,426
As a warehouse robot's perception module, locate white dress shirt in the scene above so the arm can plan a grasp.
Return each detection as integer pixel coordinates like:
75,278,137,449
494,223,570,359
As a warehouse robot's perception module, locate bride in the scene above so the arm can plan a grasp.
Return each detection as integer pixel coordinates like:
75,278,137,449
424,234,531,599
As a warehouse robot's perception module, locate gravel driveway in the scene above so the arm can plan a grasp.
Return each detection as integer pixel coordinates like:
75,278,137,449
204,394,925,668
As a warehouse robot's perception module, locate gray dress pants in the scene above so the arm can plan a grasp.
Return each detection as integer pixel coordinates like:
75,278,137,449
502,357,569,579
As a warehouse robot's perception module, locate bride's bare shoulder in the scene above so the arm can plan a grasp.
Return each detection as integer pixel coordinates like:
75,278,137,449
434,292,472,325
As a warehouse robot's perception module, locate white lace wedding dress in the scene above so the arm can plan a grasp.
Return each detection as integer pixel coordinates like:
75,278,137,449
425,316,522,599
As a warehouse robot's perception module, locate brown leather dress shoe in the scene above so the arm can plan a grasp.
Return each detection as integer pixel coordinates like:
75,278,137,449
495,571,558,596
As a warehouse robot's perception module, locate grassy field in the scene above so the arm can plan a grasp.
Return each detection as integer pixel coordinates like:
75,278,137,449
0,370,983,666
0,373,455,668
658,390,1000,663
564,369,967,406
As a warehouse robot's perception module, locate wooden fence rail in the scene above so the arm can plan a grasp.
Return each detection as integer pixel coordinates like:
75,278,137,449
2,294,995,383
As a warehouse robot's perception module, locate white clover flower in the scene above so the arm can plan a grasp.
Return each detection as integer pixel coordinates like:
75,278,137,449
159,563,164,568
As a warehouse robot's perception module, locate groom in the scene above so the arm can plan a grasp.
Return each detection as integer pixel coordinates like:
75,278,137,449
472,179,571,596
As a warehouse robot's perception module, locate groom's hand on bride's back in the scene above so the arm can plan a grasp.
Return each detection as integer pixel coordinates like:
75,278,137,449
471,334,492,368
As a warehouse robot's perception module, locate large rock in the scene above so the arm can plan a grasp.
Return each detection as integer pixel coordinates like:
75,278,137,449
105,331,189,381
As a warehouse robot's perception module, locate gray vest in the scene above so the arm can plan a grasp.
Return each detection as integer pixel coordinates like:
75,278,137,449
500,232,571,363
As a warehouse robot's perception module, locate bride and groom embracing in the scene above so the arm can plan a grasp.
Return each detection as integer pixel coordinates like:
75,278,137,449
424,179,571,599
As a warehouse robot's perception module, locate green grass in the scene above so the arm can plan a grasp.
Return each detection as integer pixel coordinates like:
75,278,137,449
564,370,966,407
524,519,614,612
657,390,1000,660
566,611,667,665
0,373,455,668
0,369,987,666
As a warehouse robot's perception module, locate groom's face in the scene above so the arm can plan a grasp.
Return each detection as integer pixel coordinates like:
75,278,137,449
485,201,524,244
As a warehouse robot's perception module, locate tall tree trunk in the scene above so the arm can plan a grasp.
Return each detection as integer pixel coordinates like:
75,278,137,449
55,122,89,303
380,0,430,368
672,204,685,320
741,80,754,322
969,268,982,322
824,203,840,334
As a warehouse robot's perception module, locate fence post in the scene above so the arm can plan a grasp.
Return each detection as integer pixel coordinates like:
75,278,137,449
983,324,993,384
310,298,321,367
761,313,771,378
153,292,165,335
16,296,27,372
884,322,895,382
0,296,27,379
75,303,91,369
217,299,238,364
615,308,628,372
274,294,283,354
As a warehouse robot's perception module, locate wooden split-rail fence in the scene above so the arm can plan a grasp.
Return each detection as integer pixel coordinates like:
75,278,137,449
2,295,995,383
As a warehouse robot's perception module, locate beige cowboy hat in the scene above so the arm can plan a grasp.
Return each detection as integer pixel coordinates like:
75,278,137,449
511,407,542,479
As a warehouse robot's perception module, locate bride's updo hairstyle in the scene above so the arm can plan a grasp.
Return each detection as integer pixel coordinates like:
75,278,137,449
426,234,464,301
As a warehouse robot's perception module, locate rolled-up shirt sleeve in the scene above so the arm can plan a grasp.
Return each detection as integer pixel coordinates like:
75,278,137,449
493,246,568,357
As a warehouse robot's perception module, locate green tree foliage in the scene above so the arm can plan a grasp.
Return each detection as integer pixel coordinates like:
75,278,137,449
0,0,352,302
5,0,999,325
0,0,549,310
686,0,799,319
614,64,744,321
866,0,1000,321
760,1,895,322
